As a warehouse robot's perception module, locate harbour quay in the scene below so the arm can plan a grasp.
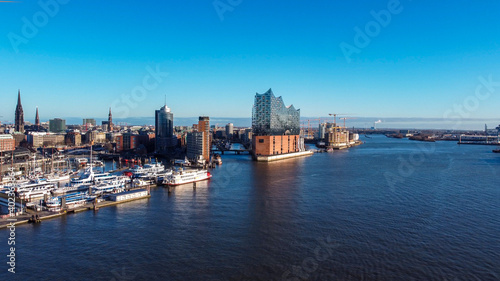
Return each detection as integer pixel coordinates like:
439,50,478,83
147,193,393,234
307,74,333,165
0,187,151,229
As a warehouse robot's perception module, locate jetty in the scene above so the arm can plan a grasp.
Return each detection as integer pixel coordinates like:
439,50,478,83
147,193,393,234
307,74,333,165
0,187,151,229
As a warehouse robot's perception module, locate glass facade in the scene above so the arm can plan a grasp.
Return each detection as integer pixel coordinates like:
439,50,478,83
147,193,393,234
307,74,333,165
186,131,204,161
252,89,300,136
155,105,176,153
49,118,66,133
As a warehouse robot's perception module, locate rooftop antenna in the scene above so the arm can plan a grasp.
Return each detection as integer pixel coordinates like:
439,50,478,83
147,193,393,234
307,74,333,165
164,93,167,106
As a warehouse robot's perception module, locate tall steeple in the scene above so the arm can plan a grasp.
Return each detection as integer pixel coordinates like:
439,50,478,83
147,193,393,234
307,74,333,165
107,107,113,132
15,89,24,133
35,106,40,127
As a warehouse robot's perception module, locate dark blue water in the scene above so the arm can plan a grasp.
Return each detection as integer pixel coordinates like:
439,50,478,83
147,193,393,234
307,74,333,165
1,136,499,280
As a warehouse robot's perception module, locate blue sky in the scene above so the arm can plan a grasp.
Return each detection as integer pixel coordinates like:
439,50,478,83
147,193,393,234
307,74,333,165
1,0,499,129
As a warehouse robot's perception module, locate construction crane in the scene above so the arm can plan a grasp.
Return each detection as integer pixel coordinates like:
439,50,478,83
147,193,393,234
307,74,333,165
328,113,350,127
339,117,357,129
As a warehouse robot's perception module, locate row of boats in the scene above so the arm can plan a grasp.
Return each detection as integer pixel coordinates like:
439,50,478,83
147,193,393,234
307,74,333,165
128,163,212,186
1,162,212,210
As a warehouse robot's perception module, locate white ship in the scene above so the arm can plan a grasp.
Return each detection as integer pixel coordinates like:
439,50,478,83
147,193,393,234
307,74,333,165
130,163,165,179
45,192,96,210
52,168,127,195
130,163,165,174
44,172,72,183
155,169,174,183
15,179,57,201
92,179,127,195
163,169,212,186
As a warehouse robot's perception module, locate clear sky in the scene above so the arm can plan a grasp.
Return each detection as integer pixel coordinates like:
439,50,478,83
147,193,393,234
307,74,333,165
1,0,499,129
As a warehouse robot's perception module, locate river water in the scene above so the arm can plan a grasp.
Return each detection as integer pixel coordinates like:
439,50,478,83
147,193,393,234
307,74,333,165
1,135,499,280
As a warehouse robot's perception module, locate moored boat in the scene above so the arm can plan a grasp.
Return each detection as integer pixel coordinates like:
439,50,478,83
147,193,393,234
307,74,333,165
163,169,212,186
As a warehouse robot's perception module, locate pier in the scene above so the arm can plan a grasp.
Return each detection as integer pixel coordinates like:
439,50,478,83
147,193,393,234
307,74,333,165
0,187,152,229
254,150,314,162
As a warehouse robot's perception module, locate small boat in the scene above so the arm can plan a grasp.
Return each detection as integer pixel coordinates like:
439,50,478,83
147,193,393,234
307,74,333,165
493,149,500,153
131,179,149,187
213,154,222,165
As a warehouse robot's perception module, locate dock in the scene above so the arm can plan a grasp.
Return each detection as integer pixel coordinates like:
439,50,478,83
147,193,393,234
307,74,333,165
254,150,314,162
0,188,152,229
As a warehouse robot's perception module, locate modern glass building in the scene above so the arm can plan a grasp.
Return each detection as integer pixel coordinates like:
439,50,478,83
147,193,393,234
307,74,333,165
49,118,66,133
155,104,176,154
83,119,96,126
225,123,233,139
186,131,204,161
252,89,300,136
252,89,305,159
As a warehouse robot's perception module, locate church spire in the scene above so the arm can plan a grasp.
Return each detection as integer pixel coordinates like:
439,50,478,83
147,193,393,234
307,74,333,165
15,89,24,133
35,106,40,127
107,107,113,132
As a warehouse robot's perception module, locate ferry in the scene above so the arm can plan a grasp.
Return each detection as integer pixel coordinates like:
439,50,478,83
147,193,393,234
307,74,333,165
53,176,130,196
45,192,96,210
130,163,165,178
53,169,125,195
155,169,173,183
92,179,127,195
51,183,92,196
15,179,57,201
163,169,212,186
45,172,72,183
69,167,114,186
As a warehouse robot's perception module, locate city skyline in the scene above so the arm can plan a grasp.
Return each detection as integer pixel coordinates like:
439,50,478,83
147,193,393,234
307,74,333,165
1,1,500,128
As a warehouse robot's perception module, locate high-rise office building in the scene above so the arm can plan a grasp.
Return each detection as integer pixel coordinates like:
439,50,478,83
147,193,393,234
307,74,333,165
252,89,304,159
83,118,96,126
198,116,210,161
186,131,204,161
49,118,66,133
225,123,233,140
155,104,176,154
186,117,210,163
15,90,24,133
